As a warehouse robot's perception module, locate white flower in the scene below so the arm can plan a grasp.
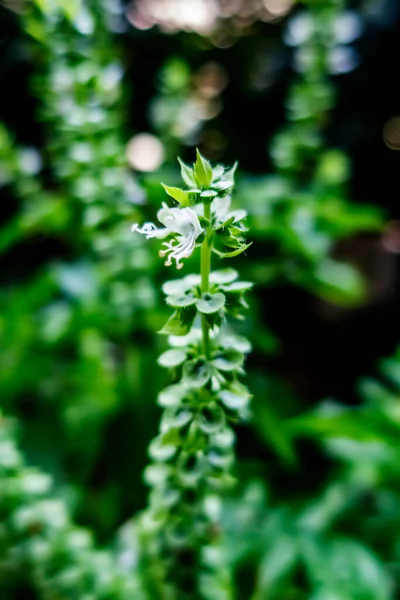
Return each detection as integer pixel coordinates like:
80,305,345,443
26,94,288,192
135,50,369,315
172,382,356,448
212,196,247,224
213,196,231,221
132,203,203,269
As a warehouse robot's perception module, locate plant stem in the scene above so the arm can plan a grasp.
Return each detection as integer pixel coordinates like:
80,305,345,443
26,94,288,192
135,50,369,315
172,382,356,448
201,202,211,358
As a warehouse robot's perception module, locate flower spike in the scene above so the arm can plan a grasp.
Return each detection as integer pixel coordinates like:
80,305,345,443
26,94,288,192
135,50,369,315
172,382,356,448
136,151,252,598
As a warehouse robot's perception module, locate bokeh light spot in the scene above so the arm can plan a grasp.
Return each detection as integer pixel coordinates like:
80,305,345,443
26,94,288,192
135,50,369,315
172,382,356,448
383,116,400,150
126,134,165,172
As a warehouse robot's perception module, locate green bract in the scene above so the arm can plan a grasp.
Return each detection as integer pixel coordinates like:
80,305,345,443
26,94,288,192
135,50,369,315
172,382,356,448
159,306,197,336
194,149,213,187
140,151,252,598
161,183,190,206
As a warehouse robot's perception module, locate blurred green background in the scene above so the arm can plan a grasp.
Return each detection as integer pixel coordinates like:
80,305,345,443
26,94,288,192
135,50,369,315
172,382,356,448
1,0,400,598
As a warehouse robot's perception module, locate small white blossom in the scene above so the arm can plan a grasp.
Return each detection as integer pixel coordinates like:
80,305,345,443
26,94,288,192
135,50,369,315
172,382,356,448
212,196,247,224
132,203,203,269
213,196,231,221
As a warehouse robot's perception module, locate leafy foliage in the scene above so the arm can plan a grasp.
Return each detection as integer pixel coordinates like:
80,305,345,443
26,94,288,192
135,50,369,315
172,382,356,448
0,0,397,598
0,417,146,599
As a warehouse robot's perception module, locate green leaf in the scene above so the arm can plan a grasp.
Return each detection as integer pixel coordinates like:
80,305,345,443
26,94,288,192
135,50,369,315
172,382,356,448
224,292,248,320
215,216,236,231
37,0,81,20
194,149,213,187
379,357,400,391
161,184,190,206
213,242,252,258
196,292,225,314
252,396,296,466
158,349,187,368
204,310,224,330
287,402,378,442
198,216,211,228
183,359,213,387
303,537,392,600
254,532,299,599
159,307,196,336
61,0,81,20
35,0,57,15
178,158,197,188
166,292,197,307
212,348,244,371
310,259,365,307
219,234,247,249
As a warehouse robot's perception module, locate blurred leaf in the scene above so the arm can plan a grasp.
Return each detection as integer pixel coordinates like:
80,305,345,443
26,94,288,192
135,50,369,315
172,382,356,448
287,401,379,441
253,529,299,599
379,356,400,390
252,398,296,466
308,259,365,306
302,536,393,600
315,149,350,185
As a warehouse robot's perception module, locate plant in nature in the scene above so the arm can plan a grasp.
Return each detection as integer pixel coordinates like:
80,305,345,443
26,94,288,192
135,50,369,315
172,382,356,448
217,478,392,600
131,150,252,599
282,346,400,598
0,414,149,599
0,0,160,526
204,350,398,599
240,0,383,306
206,352,400,600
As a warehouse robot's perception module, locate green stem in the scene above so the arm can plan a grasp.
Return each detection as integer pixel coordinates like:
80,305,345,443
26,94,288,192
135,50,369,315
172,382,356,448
201,202,212,358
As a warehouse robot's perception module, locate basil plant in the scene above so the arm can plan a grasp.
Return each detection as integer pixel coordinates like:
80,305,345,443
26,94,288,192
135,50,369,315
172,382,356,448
132,151,252,599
